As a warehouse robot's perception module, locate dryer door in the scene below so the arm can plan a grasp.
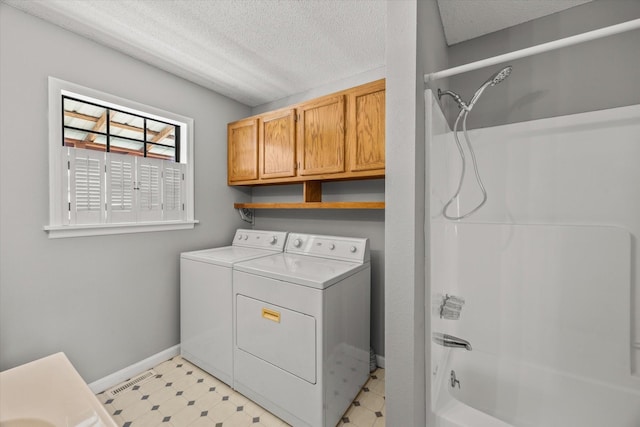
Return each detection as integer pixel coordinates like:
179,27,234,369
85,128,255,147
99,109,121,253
236,294,316,384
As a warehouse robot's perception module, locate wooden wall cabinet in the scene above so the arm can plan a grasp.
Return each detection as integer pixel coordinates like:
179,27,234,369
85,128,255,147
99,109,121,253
297,94,346,176
347,80,385,173
227,79,385,203
227,118,258,184
259,108,296,180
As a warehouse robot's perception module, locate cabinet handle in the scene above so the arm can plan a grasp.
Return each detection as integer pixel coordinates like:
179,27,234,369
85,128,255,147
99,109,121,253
262,308,281,323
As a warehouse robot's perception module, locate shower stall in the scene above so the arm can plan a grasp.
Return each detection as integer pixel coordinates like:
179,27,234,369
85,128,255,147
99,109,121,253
425,19,640,427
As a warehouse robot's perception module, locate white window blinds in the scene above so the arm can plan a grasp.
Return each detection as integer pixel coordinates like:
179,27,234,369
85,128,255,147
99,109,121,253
107,153,135,223
138,158,162,222
65,149,184,225
163,163,185,221
69,148,105,225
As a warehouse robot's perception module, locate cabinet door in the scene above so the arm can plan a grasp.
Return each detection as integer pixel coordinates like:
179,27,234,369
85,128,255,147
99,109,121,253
228,118,258,183
297,95,345,176
348,80,385,172
260,109,296,179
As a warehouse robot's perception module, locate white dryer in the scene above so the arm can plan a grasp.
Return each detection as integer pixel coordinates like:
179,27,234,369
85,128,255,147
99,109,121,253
180,229,287,387
233,233,371,427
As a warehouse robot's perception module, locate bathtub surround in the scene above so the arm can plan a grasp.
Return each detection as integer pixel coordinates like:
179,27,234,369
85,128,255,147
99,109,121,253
428,91,640,424
432,223,639,426
431,100,640,375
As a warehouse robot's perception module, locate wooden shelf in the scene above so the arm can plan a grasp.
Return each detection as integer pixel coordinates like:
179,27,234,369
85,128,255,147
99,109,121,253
235,182,384,210
234,201,384,210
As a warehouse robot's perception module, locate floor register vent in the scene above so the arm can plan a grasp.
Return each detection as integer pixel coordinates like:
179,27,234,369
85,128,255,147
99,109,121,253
106,369,157,397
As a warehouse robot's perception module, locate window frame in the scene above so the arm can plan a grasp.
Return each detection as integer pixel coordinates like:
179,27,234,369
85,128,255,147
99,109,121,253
45,77,197,238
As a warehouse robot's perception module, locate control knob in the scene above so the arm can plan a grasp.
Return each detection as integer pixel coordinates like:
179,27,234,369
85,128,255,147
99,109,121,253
350,246,357,253
293,238,303,248
270,236,278,244
329,243,335,250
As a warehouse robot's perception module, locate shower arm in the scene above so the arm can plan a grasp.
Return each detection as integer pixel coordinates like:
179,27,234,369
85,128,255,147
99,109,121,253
437,89,470,111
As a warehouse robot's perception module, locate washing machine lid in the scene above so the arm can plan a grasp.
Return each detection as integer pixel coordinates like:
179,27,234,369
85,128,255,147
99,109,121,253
234,253,368,289
181,246,281,267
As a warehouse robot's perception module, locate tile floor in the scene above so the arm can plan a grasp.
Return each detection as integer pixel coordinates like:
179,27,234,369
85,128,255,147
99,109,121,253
97,356,385,427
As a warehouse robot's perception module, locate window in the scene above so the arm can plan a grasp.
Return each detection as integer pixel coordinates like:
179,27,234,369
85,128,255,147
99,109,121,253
62,96,180,161
46,77,197,238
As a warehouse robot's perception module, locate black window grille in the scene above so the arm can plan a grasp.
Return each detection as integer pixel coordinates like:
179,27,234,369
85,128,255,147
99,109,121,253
62,95,180,162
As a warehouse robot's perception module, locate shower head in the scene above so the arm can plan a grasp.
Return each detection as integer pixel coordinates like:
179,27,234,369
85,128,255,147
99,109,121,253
487,66,512,87
436,66,512,113
468,65,512,109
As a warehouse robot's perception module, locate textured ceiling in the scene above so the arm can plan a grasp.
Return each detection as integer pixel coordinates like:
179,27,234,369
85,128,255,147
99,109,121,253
5,0,386,107
5,0,593,107
437,0,593,45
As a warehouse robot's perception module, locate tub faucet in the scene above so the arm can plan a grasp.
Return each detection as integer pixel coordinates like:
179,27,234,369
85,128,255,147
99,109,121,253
432,332,472,351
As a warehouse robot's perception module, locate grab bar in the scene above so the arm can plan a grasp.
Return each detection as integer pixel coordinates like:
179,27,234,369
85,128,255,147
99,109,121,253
432,333,472,351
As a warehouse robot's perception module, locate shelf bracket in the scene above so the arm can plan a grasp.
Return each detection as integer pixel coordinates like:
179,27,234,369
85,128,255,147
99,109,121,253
303,181,322,203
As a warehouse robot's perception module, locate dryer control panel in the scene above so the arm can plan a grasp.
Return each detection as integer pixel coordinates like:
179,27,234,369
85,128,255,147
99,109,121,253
232,229,288,251
285,233,370,263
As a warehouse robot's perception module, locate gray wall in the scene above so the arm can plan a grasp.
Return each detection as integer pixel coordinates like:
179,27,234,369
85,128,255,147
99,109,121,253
250,70,387,358
0,4,251,382
385,1,448,426
439,0,640,129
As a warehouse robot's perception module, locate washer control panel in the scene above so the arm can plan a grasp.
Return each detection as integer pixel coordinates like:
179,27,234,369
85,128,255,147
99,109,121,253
232,229,288,251
285,233,370,263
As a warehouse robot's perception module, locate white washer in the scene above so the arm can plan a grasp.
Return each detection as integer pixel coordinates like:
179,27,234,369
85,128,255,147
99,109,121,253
233,233,371,427
180,229,287,387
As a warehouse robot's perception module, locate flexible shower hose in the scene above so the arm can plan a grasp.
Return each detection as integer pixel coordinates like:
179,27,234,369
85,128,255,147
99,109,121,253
442,108,488,220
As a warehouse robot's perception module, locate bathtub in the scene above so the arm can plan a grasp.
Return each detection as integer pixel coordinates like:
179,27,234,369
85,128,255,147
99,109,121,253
433,349,640,427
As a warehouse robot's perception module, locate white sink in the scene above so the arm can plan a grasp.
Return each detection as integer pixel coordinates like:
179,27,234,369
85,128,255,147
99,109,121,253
0,353,117,427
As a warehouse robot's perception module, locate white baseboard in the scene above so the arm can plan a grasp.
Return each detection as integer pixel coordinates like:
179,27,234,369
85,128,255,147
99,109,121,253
88,345,180,394
89,345,380,394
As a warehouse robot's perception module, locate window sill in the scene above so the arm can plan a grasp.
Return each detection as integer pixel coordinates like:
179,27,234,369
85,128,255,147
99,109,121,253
44,220,199,239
